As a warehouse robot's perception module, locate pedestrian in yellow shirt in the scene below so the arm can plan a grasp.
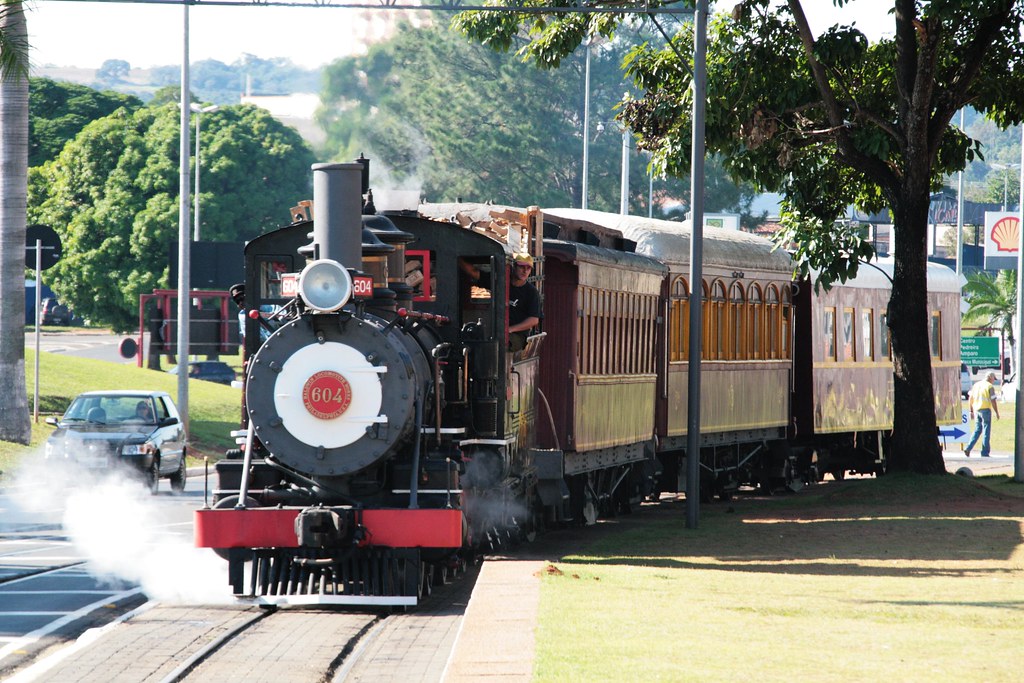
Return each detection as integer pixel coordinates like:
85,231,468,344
965,372,1000,457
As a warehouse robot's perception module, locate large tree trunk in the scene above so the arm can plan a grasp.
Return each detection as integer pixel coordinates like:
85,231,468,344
0,3,30,444
887,191,945,473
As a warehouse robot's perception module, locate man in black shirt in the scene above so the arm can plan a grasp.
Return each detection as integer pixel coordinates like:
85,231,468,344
508,253,541,334
458,252,541,350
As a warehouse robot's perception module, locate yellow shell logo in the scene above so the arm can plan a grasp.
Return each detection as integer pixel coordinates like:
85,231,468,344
991,216,1020,252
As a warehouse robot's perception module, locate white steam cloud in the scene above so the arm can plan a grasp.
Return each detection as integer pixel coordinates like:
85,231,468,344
9,453,232,604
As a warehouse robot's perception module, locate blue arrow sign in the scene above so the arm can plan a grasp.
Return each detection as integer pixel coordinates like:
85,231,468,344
939,410,971,444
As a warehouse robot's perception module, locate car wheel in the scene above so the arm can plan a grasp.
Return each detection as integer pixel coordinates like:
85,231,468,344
170,452,187,493
146,460,159,495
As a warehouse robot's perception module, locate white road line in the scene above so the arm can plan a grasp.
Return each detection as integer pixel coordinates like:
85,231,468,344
2,599,156,683
0,589,146,667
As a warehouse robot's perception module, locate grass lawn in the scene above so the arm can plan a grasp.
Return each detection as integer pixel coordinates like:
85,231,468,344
534,474,1024,682
0,349,242,481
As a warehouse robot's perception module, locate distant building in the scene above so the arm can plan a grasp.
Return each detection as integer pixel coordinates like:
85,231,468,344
241,92,324,147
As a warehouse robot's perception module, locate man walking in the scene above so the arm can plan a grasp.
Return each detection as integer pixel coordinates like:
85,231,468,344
965,371,1000,457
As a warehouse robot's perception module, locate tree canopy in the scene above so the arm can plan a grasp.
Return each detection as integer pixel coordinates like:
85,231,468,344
29,77,142,167
318,18,758,217
28,102,315,331
455,1,1024,474
320,20,625,210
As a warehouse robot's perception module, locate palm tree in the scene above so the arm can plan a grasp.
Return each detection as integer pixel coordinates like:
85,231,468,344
962,269,1017,380
0,0,31,443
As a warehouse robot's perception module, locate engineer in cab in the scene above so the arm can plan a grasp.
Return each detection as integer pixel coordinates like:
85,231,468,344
459,252,541,351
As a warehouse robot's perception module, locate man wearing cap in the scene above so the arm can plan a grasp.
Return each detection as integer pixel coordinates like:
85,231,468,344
964,371,1000,457
508,253,541,340
458,252,541,351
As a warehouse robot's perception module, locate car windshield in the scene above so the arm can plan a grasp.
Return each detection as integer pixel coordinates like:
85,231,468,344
64,395,157,425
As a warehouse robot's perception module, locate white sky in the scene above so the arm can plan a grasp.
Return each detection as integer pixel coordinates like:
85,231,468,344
27,0,892,70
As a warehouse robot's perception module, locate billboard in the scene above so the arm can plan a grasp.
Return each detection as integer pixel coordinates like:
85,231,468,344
983,211,1020,270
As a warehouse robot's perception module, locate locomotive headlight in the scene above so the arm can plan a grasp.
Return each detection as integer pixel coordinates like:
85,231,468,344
298,259,353,312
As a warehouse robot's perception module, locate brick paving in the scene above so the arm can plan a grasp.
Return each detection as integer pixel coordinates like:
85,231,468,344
20,605,264,682
184,611,374,682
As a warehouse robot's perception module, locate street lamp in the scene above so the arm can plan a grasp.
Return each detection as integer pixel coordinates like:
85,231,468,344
190,103,219,242
595,119,631,215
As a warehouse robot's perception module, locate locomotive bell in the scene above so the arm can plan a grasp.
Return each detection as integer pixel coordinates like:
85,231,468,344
363,214,415,309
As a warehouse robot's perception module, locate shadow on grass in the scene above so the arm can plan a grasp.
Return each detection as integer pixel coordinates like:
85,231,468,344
540,475,1024,577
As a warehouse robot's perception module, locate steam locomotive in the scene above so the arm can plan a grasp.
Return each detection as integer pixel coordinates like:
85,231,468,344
194,159,962,606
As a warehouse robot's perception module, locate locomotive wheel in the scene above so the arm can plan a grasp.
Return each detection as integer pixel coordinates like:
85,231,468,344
419,563,433,599
433,563,449,586
582,498,598,526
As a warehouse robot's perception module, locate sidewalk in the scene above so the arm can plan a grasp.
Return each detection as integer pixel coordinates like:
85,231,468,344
942,447,1018,476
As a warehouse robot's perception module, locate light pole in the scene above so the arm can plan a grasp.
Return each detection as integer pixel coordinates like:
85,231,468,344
191,103,219,242
596,119,631,215
619,121,629,215
582,37,592,210
992,163,1013,210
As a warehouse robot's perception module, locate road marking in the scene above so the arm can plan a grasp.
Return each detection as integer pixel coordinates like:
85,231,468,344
1,598,155,683
0,589,145,667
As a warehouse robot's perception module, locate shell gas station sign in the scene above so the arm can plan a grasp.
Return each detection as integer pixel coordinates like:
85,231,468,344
984,211,1021,270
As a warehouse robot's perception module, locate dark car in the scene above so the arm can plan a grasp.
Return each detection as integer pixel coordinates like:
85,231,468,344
40,297,71,325
167,360,236,385
45,390,187,494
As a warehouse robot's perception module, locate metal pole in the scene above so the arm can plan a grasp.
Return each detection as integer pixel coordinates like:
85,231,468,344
33,240,41,423
193,107,201,242
649,164,654,218
582,38,592,211
176,3,191,437
620,124,629,215
956,108,964,280
686,0,708,529
1014,123,1024,483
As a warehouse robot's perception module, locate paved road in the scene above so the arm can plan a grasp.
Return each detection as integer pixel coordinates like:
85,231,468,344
0,469,210,677
24,329,138,365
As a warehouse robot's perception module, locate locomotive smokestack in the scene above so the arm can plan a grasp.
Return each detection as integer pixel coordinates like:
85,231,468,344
312,162,364,269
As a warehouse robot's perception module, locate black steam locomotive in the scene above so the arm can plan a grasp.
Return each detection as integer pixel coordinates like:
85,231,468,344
195,159,962,606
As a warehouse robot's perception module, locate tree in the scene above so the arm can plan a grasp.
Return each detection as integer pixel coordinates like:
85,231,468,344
29,77,142,167
95,59,131,86
455,1,1024,474
320,20,626,209
28,103,315,331
982,166,1020,209
319,19,755,216
0,0,29,443
963,269,1017,377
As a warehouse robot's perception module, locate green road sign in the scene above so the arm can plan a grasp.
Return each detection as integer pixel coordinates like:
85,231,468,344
961,336,1000,365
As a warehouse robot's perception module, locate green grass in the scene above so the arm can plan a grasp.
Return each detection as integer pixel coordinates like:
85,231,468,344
534,475,1024,682
0,350,243,480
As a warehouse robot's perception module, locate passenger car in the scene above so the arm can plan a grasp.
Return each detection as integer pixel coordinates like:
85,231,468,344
45,390,186,493
961,363,972,398
167,360,236,385
40,297,71,325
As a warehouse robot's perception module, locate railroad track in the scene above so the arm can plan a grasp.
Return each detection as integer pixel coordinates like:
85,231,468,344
5,560,479,683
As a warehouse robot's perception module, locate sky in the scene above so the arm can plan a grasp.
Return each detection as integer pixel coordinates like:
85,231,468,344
26,0,892,70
